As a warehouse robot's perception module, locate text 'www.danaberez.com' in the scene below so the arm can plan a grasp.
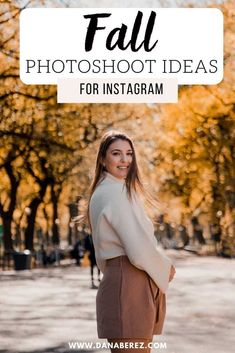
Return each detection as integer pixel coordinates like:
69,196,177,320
68,341,167,350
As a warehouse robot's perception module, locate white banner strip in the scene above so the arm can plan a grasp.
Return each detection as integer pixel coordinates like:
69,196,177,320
20,8,223,85
57,78,178,103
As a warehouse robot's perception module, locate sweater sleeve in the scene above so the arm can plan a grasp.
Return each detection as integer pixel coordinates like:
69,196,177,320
103,189,172,293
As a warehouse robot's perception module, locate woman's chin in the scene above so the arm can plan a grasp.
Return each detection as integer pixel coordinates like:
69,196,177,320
115,170,128,179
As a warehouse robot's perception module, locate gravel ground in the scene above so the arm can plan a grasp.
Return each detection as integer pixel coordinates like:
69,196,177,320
0,250,234,353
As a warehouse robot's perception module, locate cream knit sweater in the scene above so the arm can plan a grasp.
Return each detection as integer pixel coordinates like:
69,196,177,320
89,171,172,293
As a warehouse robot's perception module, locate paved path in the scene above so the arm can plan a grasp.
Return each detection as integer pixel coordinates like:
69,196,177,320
0,250,234,353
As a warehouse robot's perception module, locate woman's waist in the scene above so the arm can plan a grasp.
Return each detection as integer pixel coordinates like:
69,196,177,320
105,255,128,267
103,255,160,295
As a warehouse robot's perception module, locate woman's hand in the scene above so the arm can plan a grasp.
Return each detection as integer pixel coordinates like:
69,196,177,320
169,265,176,282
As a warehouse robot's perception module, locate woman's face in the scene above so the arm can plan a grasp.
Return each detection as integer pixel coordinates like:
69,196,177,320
103,139,133,179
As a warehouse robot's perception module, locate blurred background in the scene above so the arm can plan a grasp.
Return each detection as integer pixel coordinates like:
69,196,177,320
0,1,234,352
0,0,234,269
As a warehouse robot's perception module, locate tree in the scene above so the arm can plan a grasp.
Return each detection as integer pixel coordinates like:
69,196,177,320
151,0,235,256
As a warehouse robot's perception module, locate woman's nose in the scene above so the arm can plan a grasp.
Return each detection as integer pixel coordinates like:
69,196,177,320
120,154,128,162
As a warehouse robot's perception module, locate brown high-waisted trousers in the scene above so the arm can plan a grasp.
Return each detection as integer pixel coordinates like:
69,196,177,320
96,255,166,339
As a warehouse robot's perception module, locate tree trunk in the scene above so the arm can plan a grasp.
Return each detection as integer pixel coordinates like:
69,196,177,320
24,198,41,250
67,202,78,245
51,189,59,245
0,161,20,252
24,179,49,250
51,184,62,245
2,214,14,251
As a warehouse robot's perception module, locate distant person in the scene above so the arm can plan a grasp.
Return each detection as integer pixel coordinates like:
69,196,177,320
71,240,83,266
40,244,48,267
210,223,221,254
87,130,176,353
84,233,101,289
192,217,206,244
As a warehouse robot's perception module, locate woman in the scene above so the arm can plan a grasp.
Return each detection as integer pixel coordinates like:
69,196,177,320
88,130,176,353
